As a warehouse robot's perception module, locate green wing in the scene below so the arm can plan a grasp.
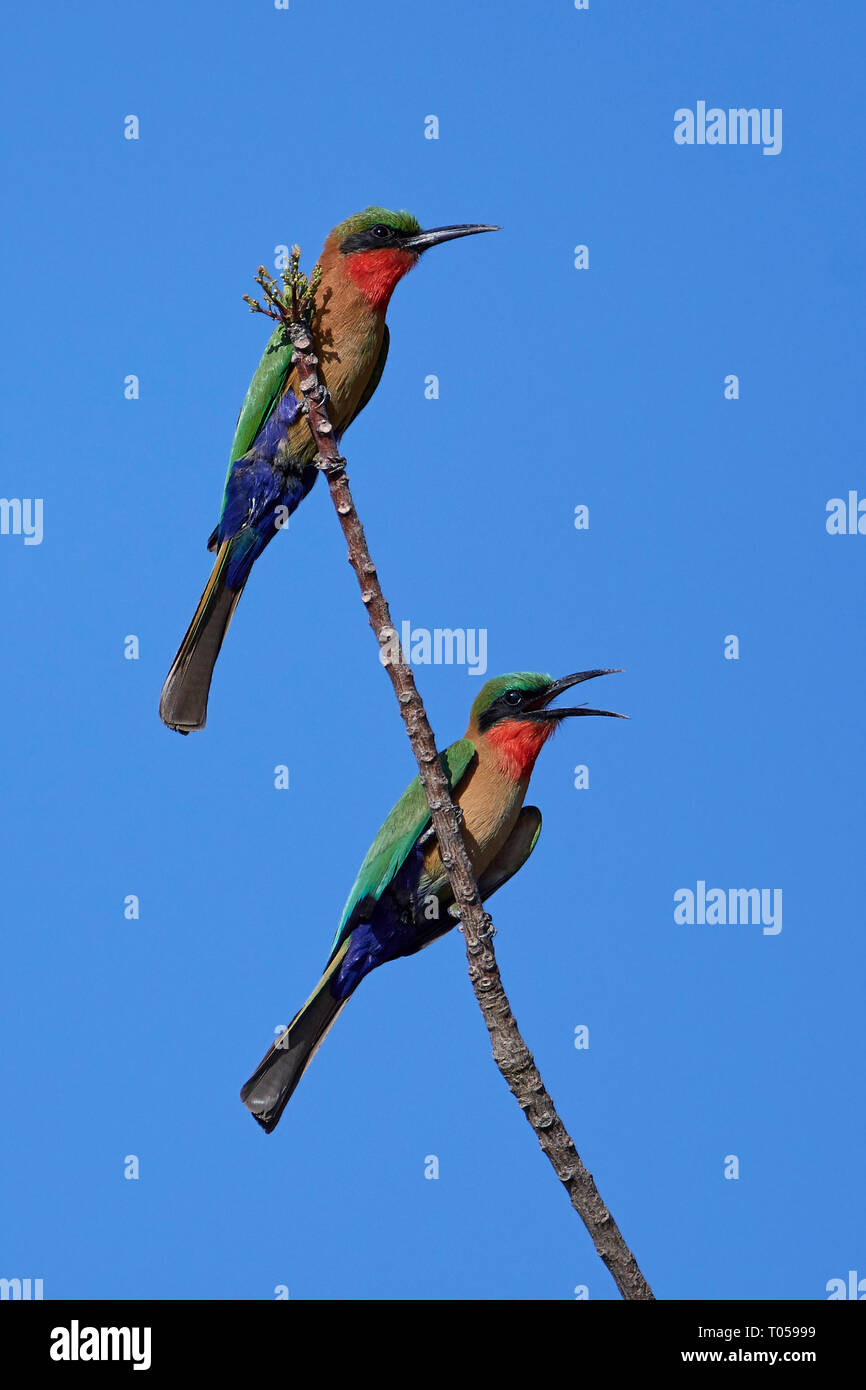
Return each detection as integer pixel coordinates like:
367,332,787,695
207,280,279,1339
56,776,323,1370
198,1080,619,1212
328,737,477,961
218,326,296,513
213,324,387,532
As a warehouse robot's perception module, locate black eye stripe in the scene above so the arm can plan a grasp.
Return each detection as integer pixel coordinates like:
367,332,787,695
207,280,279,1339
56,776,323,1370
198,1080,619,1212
477,685,551,732
339,225,405,254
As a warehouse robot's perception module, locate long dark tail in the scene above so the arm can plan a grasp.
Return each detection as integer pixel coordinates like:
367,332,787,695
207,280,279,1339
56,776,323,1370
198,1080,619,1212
240,944,351,1134
159,542,244,734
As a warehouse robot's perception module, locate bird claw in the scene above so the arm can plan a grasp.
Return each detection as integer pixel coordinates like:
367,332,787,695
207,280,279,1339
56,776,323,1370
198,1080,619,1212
448,908,495,940
313,451,346,473
300,386,330,415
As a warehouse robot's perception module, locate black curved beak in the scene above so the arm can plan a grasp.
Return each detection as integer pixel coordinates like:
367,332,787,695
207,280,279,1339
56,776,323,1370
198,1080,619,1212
529,669,627,721
402,223,500,253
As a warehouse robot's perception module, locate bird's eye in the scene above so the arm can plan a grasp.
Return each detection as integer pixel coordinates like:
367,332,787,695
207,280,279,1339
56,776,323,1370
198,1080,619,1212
504,690,522,706
371,224,393,239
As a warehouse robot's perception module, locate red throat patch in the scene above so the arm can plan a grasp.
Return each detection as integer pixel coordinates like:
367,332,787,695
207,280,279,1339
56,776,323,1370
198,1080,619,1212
485,719,554,782
343,248,417,310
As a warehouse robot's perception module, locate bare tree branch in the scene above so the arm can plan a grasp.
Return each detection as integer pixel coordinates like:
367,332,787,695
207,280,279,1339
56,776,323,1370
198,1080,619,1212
284,307,654,1301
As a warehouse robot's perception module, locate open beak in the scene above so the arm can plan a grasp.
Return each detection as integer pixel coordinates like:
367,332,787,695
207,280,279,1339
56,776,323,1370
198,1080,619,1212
402,223,500,253
529,669,627,721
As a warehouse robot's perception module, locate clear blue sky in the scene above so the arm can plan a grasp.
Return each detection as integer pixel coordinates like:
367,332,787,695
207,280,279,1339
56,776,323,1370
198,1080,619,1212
1,0,863,1300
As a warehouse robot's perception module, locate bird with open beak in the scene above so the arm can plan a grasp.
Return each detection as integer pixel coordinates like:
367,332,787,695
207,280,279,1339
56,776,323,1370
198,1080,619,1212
241,668,624,1132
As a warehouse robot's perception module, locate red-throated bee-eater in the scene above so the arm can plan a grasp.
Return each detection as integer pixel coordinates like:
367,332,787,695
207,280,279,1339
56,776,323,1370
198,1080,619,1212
241,669,624,1132
159,208,498,734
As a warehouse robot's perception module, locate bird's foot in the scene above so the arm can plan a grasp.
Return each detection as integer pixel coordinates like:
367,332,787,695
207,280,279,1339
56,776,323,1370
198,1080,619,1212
301,384,331,413
449,908,495,940
313,451,346,473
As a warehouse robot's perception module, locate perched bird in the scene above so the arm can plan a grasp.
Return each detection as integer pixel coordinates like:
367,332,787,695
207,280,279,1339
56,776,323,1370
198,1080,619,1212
159,207,498,733
241,669,624,1132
